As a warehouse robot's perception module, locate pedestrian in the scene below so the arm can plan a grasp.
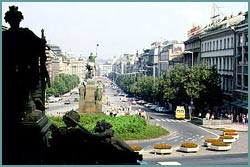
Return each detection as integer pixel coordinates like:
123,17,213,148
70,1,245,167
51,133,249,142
236,114,239,124
206,112,210,120
242,114,246,125
246,113,248,124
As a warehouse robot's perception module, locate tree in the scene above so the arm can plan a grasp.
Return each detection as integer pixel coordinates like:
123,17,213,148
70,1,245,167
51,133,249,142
160,64,223,116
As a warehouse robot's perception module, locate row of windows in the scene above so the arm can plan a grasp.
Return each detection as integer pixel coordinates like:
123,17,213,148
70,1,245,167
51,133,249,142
201,37,234,52
203,57,234,71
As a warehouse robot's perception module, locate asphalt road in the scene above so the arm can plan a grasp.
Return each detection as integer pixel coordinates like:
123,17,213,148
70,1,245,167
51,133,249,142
103,80,248,165
145,153,248,165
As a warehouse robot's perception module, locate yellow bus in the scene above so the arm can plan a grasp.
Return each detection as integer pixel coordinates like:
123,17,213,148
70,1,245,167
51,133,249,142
175,106,185,119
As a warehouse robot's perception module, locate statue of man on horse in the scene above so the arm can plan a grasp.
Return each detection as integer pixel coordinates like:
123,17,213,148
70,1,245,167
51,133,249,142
86,52,97,79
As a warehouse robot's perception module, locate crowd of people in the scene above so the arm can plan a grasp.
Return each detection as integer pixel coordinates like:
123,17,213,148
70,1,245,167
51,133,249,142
204,109,248,125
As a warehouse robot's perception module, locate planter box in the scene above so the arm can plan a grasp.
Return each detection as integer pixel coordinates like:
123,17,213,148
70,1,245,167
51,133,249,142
135,149,144,155
204,142,212,147
154,148,173,154
220,138,236,143
208,145,231,151
231,134,240,140
179,146,199,153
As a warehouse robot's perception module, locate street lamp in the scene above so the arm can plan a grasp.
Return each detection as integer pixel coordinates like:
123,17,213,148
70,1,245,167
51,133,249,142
184,51,194,67
184,51,194,120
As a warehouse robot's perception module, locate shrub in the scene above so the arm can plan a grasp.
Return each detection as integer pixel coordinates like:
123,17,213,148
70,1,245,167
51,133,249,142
205,138,220,143
180,142,198,148
219,135,234,139
48,114,168,140
223,129,236,132
130,145,143,151
211,140,230,146
154,144,172,149
224,132,238,135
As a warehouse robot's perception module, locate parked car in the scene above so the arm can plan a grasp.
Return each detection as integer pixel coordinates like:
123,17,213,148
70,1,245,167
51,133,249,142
121,97,128,102
137,100,147,105
149,105,159,111
64,100,71,105
74,98,79,102
45,103,49,109
155,107,168,112
131,100,137,105
144,103,153,108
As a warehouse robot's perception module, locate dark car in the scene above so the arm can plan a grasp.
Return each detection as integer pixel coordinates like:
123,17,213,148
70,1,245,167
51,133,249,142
74,98,79,102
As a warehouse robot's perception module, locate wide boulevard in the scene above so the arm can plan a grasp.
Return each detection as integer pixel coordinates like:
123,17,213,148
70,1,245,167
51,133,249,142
44,80,248,165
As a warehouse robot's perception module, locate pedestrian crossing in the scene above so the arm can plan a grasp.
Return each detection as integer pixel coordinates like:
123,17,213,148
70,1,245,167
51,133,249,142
155,118,187,123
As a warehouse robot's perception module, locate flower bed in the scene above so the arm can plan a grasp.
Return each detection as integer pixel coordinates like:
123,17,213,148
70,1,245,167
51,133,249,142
224,132,239,140
219,135,235,143
179,142,199,153
130,145,144,154
154,144,173,154
223,129,236,132
208,140,231,151
130,145,143,151
204,138,220,147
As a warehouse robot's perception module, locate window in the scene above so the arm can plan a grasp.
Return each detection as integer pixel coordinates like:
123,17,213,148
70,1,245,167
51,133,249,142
220,40,222,49
205,43,206,51
210,42,212,50
224,39,226,49
227,38,230,48
237,75,241,86
213,41,215,50
244,75,248,87
231,37,234,48
216,40,218,50
201,44,203,52
208,43,209,51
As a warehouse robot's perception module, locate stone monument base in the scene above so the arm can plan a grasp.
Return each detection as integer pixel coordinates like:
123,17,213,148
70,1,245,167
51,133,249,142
79,79,102,114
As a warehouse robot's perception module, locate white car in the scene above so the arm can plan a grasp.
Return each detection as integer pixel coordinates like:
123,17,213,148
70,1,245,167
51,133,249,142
150,105,158,110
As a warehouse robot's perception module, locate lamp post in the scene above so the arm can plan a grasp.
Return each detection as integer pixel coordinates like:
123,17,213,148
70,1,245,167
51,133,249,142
184,51,194,120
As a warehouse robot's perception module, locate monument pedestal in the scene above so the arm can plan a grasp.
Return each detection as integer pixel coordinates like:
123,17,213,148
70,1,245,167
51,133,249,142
79,79,102,114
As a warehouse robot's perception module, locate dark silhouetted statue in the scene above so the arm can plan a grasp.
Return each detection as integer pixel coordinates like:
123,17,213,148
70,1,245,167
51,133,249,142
47,111,142,165
2,6,51,164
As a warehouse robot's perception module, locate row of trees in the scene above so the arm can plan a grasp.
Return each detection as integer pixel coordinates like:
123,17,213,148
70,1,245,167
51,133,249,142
46,74,80,98
112,64,223,116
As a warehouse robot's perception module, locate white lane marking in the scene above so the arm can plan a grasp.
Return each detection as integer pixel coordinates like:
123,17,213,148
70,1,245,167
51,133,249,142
198,126,220,138
167,135,180,141
156,119,161,121
158,161,181,165
161,119,166,122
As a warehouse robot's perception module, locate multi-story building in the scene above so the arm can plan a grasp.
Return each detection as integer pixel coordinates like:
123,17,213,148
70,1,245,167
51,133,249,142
146,41,162,77
99,61,112,77
184,25,203,67
158,41,185,77
232,11,248,113
45,47,56,81
200,12,245,112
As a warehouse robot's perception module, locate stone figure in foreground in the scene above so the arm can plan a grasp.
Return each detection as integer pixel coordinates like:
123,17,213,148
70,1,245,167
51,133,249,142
48,111,142,164
2,6,51,164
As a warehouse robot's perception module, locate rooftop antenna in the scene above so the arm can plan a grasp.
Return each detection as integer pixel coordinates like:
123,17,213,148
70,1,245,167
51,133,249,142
211,3,224,23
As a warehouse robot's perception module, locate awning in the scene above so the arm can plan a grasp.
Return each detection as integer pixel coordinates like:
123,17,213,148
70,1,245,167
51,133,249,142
231,100,248,110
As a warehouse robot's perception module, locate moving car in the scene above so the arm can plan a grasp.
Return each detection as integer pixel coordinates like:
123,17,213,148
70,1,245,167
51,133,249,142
64,100,71,105
175,106,185,119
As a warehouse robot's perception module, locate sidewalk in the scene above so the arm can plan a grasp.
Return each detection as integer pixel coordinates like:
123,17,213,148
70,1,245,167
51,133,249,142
201,123,248,132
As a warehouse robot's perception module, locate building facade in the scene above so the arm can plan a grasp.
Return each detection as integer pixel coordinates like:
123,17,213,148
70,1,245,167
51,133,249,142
232,11,248,113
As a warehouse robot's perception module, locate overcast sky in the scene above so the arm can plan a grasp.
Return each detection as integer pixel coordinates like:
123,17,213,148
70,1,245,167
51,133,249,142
2,2,248,59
